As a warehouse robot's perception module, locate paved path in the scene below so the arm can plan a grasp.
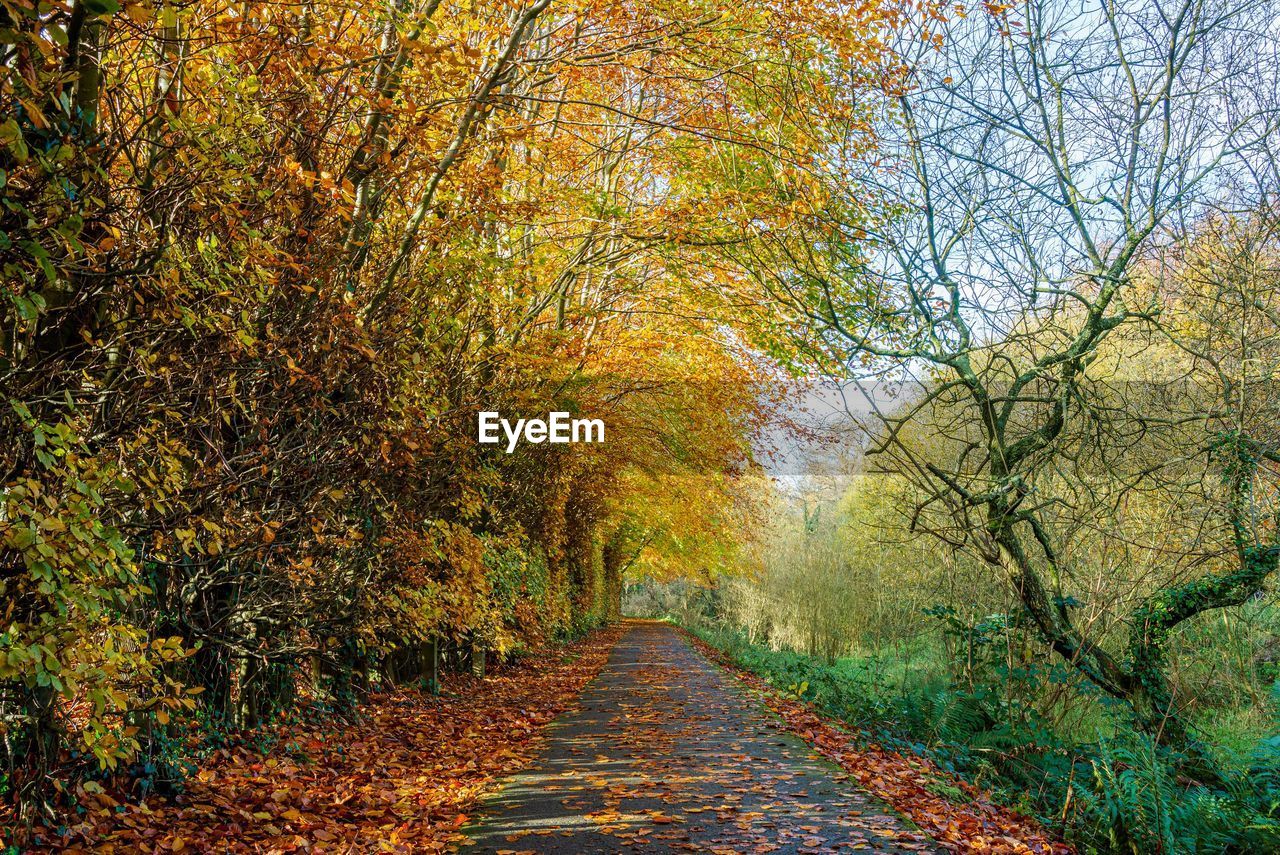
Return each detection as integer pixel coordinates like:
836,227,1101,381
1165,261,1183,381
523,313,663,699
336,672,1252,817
462,621,936,853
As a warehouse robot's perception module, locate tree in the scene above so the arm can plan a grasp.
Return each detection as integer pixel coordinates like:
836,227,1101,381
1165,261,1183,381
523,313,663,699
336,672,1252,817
2,0,901,823
744,0,1280,770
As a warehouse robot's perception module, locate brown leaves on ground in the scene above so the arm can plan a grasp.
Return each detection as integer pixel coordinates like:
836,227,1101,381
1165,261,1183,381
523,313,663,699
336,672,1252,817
24,626,622,854
681,630,1074,855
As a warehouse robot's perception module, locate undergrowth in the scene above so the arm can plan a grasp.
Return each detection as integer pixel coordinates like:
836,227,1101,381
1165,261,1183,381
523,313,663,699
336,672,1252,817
687,622,1280,854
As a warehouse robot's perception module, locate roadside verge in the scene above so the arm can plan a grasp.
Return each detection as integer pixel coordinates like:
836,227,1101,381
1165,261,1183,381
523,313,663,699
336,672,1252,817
679,626,1072,855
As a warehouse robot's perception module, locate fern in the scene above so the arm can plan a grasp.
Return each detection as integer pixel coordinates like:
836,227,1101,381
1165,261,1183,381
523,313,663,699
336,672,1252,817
1069,733,1280,854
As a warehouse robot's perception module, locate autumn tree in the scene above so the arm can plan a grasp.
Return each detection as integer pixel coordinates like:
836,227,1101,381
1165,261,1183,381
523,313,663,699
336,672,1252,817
1,0,902,825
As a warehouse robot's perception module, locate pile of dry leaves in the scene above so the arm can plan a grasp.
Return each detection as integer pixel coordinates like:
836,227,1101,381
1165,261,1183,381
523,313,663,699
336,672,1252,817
16,626,622,853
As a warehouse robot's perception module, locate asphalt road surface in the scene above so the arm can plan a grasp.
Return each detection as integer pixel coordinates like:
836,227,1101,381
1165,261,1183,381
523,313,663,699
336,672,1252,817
461,621,938,854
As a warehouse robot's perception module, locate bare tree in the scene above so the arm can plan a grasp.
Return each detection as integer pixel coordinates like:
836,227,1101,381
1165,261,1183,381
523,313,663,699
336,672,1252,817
746,0,1280,772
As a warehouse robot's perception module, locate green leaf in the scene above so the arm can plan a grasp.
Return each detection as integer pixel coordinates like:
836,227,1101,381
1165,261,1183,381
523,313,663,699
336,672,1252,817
83,0,121,16
9,527,36,550
0,119,27,164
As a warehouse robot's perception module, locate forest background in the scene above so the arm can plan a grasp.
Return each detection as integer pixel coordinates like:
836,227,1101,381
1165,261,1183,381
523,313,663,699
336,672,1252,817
4,0,1280,853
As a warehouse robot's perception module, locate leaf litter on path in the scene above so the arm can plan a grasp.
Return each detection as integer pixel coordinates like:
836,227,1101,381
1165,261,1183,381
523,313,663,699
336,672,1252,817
462,621,949,854
24,626,623,853
681,628,1073,855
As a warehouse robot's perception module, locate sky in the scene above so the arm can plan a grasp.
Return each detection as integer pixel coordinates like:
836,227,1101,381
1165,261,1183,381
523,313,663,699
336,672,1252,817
759,378,919,498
